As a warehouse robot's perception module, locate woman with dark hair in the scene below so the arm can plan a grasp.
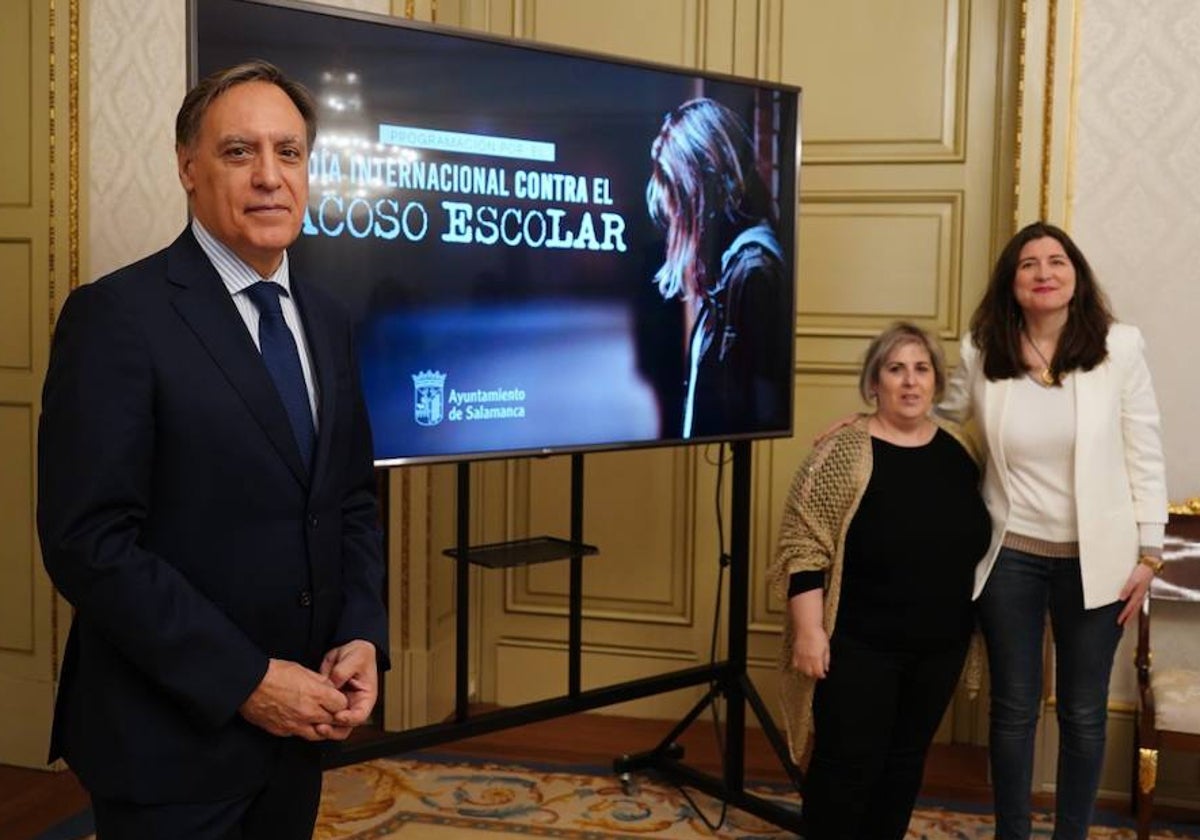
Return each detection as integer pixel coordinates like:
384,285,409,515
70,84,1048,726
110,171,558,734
646,97,790,438
773,322,990,840
941,221,1168,839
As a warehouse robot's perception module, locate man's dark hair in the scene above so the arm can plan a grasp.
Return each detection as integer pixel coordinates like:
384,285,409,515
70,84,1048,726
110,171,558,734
175,59,318,151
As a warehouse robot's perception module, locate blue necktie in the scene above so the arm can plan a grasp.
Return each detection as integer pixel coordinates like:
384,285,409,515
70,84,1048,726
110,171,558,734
244,281,315,472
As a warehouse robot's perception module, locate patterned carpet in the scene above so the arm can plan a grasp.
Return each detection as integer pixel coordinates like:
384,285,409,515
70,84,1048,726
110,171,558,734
40,753,1200,839
315,753,1200,840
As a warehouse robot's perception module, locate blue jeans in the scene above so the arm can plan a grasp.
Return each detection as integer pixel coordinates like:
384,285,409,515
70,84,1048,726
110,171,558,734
977,548,1124,840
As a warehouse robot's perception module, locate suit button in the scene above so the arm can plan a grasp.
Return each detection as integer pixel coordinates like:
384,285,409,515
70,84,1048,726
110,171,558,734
298,590,312,607
308,515,318,528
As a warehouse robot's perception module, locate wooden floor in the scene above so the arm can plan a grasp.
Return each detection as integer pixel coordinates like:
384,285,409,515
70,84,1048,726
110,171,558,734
0,711,1193,839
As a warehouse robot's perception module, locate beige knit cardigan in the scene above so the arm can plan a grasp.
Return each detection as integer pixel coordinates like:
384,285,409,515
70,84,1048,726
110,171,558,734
770,415,985,766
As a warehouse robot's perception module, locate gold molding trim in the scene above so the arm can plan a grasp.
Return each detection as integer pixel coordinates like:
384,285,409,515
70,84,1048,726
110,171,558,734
1139,747,1158,795
495,636,698,663
48,0,57,331
48,0,83,683
69,0,79,295
1011,0,1027,231
1039,0,1057,223
1064,0,1082,231
46,0,82,686
1169,497,1200,515
46,0,57,681
401,0,436,21
1011,0,1061,227
803,0,969,165
47,0,82,681
502,601,695,627
795,189,964,337
766,0,784,82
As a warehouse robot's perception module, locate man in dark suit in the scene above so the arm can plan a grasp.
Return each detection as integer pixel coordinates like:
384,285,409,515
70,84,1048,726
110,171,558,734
37,60,389,839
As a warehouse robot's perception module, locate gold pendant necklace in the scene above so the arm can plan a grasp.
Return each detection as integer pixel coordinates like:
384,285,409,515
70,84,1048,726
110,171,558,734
1024,332,1056,385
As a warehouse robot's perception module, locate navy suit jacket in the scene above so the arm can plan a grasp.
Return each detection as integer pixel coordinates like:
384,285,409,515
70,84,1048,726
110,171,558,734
37,228,389,803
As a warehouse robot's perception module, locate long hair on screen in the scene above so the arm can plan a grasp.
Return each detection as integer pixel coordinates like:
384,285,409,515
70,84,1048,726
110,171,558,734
646,98,773,302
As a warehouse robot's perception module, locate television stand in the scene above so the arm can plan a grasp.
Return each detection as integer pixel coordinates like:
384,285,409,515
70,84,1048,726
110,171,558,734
337,443,804,835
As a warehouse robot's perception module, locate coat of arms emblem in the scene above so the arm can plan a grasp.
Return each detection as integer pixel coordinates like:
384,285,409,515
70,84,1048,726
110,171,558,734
412,370,447,426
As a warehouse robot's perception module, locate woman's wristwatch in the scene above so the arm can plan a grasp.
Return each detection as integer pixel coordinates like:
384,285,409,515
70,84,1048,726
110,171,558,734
1138,555,1165,575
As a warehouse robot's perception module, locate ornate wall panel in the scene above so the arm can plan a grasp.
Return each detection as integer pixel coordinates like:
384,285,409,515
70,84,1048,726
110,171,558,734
781,0,968,163
494,638,704,717
0,242,33,369
0,0,32,207
702,1,737,74
751,375,862,628
86,0,186,281
512,450,693,624
747,438,788,626
0,406,34,652
445,0,514,33
517,0,698,67
796,192,962,339
1072,0,1200,502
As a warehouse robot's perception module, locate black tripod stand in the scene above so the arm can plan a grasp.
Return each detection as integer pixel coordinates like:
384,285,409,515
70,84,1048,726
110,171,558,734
612,439,805,834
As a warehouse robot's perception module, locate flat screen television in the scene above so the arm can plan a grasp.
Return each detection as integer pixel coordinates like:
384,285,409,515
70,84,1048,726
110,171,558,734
190,0,801,465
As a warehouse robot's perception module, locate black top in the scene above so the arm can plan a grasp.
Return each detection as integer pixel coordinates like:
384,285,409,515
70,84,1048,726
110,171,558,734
790,428,990,651
686,232,791,438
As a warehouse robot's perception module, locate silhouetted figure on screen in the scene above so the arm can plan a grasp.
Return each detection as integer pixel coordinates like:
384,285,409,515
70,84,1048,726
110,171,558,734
646,97,790,439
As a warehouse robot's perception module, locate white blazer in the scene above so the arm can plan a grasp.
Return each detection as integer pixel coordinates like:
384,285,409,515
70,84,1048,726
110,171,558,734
940,323,1168,609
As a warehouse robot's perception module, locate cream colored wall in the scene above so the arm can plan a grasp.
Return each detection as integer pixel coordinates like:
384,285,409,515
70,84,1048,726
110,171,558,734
86,0,187,279
1066,0,1200,807
1072,0,1200,504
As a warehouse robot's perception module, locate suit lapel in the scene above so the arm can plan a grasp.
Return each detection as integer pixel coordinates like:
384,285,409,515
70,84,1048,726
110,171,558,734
1072,357,1107,494
983,375,1011,484
292,275,337,495
165,230,309,487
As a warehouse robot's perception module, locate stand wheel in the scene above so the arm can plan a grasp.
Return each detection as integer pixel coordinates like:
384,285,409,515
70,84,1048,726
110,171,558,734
618,771,639,796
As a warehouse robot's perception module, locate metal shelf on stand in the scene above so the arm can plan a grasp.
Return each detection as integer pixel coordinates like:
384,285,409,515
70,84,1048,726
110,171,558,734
443,535,598,569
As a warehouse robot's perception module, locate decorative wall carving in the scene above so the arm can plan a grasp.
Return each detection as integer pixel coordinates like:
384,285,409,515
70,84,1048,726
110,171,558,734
1073,0,1200,503
86,0,187,281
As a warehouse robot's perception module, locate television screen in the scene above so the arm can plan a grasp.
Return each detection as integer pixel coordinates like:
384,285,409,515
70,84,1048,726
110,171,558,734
191,0,801,465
